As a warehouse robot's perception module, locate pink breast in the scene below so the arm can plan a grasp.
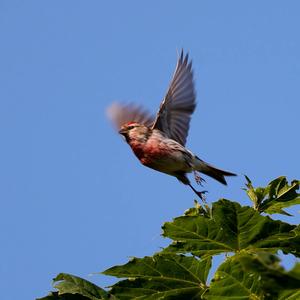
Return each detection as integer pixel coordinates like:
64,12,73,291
130,141,169,166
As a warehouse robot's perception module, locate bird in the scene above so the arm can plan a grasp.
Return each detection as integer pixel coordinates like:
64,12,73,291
107,50,236,200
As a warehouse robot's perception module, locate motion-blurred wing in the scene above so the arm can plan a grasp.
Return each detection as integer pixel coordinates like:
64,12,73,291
152,50,196,146
107,102,154,130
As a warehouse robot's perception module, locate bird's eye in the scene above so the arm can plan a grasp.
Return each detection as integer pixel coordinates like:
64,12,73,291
127,125,135,130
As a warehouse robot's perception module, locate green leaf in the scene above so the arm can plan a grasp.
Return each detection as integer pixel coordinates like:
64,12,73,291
244,176,300,215
41,273,111,300
278,263,300,300
184,200,211,217
243,175,268,210
205,254,264,300
207,253,300,300
288,262,300,280
278,290,300,300
37,291,91,300
239,253,300,299
162,199,300,257
103,254,211,299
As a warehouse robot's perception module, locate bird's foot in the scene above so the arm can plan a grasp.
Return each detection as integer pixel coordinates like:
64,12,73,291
194,171,205,186
188,183,208,203
195,190,208,202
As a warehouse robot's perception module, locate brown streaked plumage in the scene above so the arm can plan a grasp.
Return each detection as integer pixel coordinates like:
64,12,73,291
107,50,236,200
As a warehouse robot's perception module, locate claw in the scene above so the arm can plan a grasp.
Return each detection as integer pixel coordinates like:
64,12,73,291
195,190,208,202
188,183,208,203
194,171,205,185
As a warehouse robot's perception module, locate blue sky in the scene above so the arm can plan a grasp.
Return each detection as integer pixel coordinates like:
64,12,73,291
1,1,299,299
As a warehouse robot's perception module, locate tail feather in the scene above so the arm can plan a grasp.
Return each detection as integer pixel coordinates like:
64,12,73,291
194,158,236,185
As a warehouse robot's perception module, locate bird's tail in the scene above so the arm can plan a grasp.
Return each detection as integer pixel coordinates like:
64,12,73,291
194,157,236,185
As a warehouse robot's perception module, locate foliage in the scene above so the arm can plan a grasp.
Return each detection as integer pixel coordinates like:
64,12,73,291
244,176,300,216
38,273,112,300
38,176,300,300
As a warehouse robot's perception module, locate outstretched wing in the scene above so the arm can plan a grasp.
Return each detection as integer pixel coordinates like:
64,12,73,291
107,102,154,130
151,50,196,146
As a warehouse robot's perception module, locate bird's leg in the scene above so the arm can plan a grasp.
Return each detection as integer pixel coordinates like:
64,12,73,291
188,183,208,202
194,170,205,185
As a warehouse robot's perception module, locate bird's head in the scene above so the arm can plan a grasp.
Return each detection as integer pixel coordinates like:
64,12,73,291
119,122,150,143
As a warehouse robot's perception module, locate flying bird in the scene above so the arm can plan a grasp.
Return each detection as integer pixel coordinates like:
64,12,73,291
107,51,236,200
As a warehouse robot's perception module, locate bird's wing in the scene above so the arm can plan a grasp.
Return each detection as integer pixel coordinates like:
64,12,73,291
107,102,154,130
151,50,196,146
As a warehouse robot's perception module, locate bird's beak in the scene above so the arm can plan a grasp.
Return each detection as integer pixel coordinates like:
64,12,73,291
118,128,127,136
